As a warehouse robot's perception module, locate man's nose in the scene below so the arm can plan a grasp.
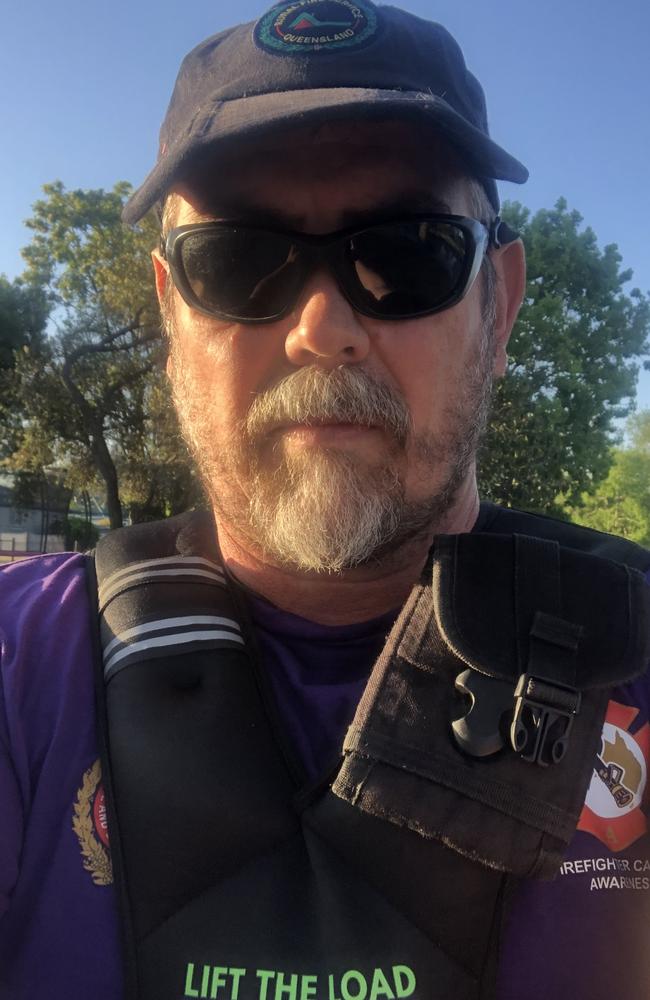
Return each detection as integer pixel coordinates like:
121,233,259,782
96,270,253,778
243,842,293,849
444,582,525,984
284,269,371,368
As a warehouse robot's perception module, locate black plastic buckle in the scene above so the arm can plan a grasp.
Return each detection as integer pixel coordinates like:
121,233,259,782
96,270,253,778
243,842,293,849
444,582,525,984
452,669,514,757
510,673,581,766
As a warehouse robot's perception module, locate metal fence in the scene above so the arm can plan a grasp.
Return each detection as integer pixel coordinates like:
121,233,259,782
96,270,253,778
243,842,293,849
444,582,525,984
0,532,65,560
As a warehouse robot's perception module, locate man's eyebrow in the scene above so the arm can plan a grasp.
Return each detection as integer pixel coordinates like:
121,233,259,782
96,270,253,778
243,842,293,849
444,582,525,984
338,195,454,226
187,194,454,230
183,200,299,228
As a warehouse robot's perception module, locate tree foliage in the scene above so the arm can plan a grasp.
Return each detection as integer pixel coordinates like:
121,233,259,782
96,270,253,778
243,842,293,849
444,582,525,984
0,276,49,369
4,182,203,529
0,277,50,463
50,515,100,552
569,411,650,545
479,199,650,514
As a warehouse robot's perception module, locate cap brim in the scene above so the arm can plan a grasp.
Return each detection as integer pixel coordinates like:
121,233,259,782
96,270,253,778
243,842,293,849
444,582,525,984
123,88,528,224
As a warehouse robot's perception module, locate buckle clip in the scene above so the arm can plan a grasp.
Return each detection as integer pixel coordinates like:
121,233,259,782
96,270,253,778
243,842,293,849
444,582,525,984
510,673,581,766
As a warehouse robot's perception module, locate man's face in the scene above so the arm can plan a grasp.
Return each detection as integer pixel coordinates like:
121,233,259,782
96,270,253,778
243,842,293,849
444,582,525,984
157,123,509,573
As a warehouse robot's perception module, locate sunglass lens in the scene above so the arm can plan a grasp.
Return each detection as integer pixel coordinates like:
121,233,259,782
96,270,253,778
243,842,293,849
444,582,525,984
179,229,304,320
347,221,469,317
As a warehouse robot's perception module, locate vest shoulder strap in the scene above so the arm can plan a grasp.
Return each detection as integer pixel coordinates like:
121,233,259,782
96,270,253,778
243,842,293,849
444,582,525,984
478,500,650,572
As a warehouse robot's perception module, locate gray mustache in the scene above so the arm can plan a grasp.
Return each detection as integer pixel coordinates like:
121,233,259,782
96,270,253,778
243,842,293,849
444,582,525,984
245,366,411,446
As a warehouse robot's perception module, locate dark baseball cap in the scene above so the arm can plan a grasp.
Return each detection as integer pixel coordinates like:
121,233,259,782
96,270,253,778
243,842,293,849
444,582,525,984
122,0,528,224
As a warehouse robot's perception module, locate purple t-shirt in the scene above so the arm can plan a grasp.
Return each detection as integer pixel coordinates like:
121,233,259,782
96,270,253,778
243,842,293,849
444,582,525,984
0,554,123,998
1,552,649,999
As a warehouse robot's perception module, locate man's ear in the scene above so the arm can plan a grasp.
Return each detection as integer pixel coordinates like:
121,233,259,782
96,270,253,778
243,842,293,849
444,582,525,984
491,238,526,378
152,249,169,306
151,249,173,377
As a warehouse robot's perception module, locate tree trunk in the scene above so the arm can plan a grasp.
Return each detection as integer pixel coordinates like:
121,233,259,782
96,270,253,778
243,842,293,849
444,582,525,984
90,434,123,530
42,479,50,553
39,477,46,553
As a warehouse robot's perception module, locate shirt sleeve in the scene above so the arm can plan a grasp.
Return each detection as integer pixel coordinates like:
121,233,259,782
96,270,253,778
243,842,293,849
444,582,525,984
0,625,23,917
0,553,88,919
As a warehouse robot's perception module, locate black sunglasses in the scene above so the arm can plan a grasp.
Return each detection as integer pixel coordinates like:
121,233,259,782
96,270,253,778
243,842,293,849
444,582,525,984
161,214,517,325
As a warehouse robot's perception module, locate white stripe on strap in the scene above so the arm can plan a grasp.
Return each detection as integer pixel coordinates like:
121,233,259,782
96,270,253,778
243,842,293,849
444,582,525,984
103,615,242,659
99,555,225,598
99,566,227,609
104,628,245,679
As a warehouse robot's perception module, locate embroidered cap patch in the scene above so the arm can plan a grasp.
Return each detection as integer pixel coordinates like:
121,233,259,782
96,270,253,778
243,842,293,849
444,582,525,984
254,0,379,55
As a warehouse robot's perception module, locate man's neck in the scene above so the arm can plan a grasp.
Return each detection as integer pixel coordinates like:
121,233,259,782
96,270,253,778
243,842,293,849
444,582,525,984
215,481,480,626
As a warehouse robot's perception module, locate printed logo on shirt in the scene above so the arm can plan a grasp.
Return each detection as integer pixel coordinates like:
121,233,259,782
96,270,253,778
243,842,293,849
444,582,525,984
72,759,113,886
578,700,650,851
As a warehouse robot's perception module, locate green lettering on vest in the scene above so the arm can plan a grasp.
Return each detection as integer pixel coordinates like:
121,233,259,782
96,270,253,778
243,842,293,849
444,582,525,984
257,970,275,1000
210,967,228,998
231,968,247,1000
274,972,298,999
184,963,200,998
370,968,395,999
300,974,318,999
392,967,416,998
341,971,368,1000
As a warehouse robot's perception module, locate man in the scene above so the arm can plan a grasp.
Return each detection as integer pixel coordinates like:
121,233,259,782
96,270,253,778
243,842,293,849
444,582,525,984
1,3,649,999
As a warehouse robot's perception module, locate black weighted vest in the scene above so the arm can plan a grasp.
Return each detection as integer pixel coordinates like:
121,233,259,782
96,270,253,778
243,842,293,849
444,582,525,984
87,503,650,1000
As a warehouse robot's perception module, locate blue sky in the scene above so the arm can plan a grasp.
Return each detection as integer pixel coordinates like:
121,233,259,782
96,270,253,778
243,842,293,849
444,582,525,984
2,0,649,408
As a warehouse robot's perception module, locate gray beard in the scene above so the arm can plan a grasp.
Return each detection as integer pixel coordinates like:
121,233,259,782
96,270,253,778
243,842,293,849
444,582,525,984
168,332,494,574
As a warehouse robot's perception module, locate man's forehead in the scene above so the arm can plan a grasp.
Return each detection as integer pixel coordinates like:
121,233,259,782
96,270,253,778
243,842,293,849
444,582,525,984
241,119,457,155
174,119,474,226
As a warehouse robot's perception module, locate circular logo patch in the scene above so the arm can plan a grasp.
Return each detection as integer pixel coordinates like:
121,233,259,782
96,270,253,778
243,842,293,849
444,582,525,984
577,701,650,852
254,0,378,55
585,722,647,819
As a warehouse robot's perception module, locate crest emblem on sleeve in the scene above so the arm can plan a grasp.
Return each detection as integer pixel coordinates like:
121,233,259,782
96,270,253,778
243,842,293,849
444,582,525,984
72,759,113,886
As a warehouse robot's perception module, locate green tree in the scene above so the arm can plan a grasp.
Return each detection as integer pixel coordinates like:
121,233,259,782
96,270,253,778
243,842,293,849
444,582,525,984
570,411,650,545
479,199,650,514
116,376,206,522
0,276,49,369
0,277,50,463
49,515,100,552
5,181,201,529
